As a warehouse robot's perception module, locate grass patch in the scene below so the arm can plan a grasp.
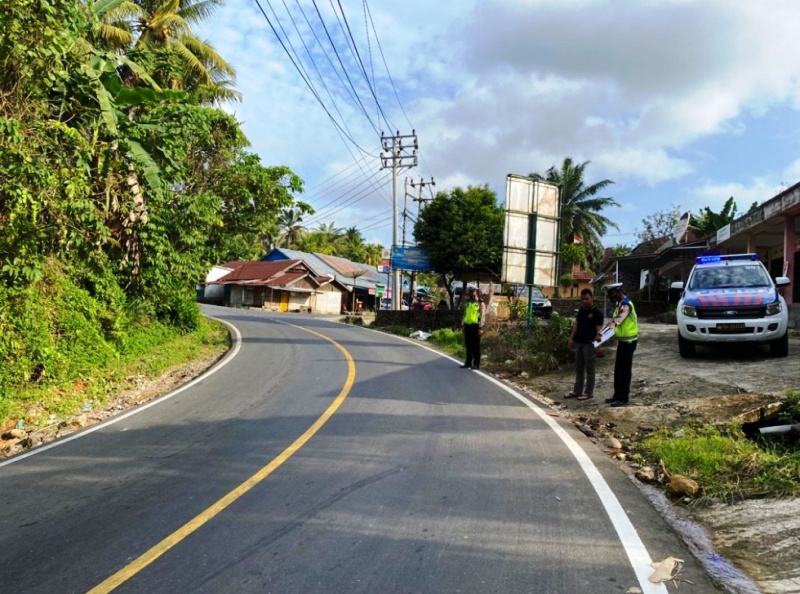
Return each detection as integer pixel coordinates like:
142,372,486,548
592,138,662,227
428,328,464,358
1,317,229,428
638,408,800,501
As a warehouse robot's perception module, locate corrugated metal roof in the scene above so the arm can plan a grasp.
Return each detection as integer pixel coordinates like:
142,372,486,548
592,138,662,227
269,271,307,287
213,260,303,283
262,248,385,290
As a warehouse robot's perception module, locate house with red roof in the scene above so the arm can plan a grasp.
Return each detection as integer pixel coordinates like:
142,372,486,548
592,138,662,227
204,259,346,313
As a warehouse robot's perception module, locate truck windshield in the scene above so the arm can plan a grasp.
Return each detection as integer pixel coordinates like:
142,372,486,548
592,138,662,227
688,265,771,290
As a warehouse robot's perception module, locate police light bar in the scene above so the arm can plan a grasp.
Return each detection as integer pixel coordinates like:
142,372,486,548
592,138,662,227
696,253,759,264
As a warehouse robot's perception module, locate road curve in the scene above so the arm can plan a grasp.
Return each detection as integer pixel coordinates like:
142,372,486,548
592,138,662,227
0,306,717,593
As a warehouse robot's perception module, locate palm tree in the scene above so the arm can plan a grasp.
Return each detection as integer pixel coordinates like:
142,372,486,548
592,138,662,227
529,157,619,268
83,0,139,51
318,222,344,251
364,243,382,266
338,226,364,260
276,208,307,249
130,0,240,102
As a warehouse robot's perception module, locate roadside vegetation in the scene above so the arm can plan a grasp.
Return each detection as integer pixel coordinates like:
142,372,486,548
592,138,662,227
636,392,800,501
374,314,574,377
0,0,304,429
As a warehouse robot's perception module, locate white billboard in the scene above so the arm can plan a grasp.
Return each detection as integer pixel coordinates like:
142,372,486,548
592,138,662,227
501,175,561,287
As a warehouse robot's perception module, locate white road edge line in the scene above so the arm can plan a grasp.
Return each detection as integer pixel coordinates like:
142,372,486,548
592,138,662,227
392,334,668,594
0,317,242,469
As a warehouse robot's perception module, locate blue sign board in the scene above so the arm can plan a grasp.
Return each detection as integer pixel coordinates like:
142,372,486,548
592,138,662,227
391,246,432,272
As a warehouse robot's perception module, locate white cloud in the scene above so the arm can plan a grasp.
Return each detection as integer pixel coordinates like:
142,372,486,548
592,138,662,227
690,179,776,213
594,148,694,185
196,0,800,249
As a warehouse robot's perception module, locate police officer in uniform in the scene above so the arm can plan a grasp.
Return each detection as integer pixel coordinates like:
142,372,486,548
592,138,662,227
600,283,638,407
460,287,486,370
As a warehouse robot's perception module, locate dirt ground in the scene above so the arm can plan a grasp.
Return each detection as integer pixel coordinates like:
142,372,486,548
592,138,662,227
2,321,798,592
508,322,800,594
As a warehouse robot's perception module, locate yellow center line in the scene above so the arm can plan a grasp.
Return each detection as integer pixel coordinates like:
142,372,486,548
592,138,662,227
88,323,356,593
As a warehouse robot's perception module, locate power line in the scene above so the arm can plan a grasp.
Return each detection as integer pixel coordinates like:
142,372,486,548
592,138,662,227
332,0,395,133
251,0,378,155
310,0,382,136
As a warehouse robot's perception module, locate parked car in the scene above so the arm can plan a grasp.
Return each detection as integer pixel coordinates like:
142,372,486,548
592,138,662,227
671,253,790,358
380,298,408,310
528,287,553,318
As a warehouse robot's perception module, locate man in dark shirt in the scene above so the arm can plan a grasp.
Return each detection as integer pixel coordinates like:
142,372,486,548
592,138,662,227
566,288,603,401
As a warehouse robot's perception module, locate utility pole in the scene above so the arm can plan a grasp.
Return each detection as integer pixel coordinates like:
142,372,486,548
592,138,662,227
402,177,412,247
381,130,418,310
407,177,434,303
410,177,435,218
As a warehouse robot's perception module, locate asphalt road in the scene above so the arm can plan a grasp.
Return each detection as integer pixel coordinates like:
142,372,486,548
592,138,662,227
0,306,720,593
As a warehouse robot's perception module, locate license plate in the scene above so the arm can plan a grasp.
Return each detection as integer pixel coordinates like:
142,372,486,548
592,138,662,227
715,323,746,332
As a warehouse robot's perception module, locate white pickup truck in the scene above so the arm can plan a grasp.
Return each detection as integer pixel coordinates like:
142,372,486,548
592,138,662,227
671,254,791,358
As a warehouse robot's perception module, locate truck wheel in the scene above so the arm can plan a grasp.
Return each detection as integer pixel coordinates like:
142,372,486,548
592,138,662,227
678,332,696,358
769,331,789,358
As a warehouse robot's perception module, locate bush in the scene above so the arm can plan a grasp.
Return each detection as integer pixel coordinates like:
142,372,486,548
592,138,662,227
482,315,573,375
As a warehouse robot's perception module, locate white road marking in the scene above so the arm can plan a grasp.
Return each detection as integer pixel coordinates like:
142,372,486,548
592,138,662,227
392,334,668,594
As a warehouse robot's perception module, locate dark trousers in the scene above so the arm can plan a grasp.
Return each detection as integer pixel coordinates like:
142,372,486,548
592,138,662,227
613,340,637,402
573,342,597,396
463,324,481,368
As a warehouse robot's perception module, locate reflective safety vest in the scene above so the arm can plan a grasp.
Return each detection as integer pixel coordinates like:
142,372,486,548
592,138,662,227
463,300,481,324
613,297,638,342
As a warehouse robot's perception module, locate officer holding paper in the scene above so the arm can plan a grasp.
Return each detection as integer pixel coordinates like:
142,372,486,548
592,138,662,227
598,283,638,408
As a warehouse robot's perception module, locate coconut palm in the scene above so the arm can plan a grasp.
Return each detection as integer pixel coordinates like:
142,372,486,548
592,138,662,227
529,157,619,267
276,208,307,249
83,0,139,51
364,243,382,267
130,0,240,102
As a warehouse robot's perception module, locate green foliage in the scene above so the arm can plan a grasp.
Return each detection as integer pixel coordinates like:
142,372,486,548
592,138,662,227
0,315,228,427
0,260,117,397
413,184,504,304
637,204,681,244
0,2,310,421
691,196,754,238
507,298,528,321
639,422,800,499
529,158,618,270
560,242,586,268
559,273,574,288
429,328,465,358
777,392,800,424
475,315,574,375
611,244,632,257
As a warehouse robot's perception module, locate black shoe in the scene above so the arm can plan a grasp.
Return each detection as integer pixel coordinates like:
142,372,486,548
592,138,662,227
460,364,472,369
472,366,480,370
609,400,628,407
604,398,616,404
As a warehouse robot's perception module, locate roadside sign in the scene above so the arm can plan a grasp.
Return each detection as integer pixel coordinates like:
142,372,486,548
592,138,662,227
391,246,431,272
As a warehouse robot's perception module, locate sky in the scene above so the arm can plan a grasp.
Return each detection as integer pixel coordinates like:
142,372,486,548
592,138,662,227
196,0,800,250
